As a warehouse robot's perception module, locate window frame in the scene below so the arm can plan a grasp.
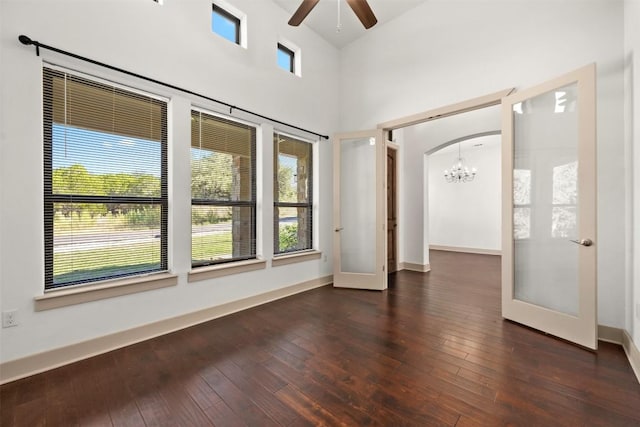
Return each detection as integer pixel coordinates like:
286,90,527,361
42,66,169,290
277,43,295,74
212,3,241,45
190,108,258,268
273,132,314,255
277,39,301,77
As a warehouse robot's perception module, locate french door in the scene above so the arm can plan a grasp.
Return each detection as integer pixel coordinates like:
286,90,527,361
502,64,597,349
333,129,387,290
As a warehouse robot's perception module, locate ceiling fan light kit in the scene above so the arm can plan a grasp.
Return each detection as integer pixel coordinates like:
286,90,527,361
288,0,377,29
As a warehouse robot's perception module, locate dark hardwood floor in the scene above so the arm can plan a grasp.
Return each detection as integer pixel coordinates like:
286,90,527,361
2,250,640,426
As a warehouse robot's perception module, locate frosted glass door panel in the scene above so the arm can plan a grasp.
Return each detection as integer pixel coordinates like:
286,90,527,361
513,83,579,316
340,137,376,274
502,64,596,349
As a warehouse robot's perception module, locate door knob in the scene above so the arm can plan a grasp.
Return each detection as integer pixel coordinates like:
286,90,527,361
570,238,593,247
335,227,344,232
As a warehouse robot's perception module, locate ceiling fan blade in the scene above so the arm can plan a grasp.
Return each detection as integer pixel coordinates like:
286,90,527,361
288,0,320,26
345,0,378,29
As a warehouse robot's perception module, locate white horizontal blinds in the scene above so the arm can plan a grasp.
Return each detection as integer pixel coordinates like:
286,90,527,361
274,133,312,254
43,67,168,289
191,110,256,267
50,72,165,143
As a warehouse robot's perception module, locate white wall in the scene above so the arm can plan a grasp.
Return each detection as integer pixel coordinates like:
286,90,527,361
340,0,626,329
0,0,339,363
400,106,501,266
428,134,501,251
624,0,640,347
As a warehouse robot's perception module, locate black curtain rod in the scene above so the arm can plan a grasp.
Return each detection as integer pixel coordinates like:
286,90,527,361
18,35,329,140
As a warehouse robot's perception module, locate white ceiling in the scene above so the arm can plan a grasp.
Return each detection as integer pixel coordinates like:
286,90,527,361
273,0,429,49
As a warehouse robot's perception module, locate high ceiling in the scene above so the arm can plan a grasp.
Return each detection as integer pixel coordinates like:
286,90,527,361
272,0,429,49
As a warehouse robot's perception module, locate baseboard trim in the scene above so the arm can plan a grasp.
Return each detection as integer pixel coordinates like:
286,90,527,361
596,325,639,384
0,275,333,385
400,262,431,273
622,330,640,384
598,324,624,344
429,245,502,256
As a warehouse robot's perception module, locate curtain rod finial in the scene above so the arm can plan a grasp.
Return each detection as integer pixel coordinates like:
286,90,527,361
18,35,33,45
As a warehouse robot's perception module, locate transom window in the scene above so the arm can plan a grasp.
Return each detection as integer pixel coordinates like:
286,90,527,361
277,43,295,74
43,67,168,289
212,3,241,45
191,110,257,267
274,133,313,254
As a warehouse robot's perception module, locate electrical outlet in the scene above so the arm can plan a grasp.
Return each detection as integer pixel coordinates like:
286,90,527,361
2,310,18,328
323,254,328,262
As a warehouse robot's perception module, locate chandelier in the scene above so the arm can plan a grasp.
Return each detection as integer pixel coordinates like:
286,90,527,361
444,143,477,183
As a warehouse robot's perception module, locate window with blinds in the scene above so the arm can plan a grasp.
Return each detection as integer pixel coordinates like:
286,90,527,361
191,110,256,267
274,133,313,254
43,67,168,289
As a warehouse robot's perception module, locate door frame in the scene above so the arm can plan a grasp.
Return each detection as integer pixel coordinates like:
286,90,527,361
378,89,515,130
334,89,514,289
376,88,514,270
387,140,399,274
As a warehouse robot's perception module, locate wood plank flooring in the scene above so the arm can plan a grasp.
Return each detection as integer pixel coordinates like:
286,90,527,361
2,250,640,426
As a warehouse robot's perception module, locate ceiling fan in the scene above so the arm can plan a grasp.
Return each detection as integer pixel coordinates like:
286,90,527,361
288,0,378,29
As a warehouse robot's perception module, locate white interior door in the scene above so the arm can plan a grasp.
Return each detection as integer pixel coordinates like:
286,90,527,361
502,64,597,349
333,129,387,290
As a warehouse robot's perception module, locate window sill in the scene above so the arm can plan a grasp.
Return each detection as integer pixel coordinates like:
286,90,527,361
272,250,322,267
34,272,178,311
188,258,267,283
